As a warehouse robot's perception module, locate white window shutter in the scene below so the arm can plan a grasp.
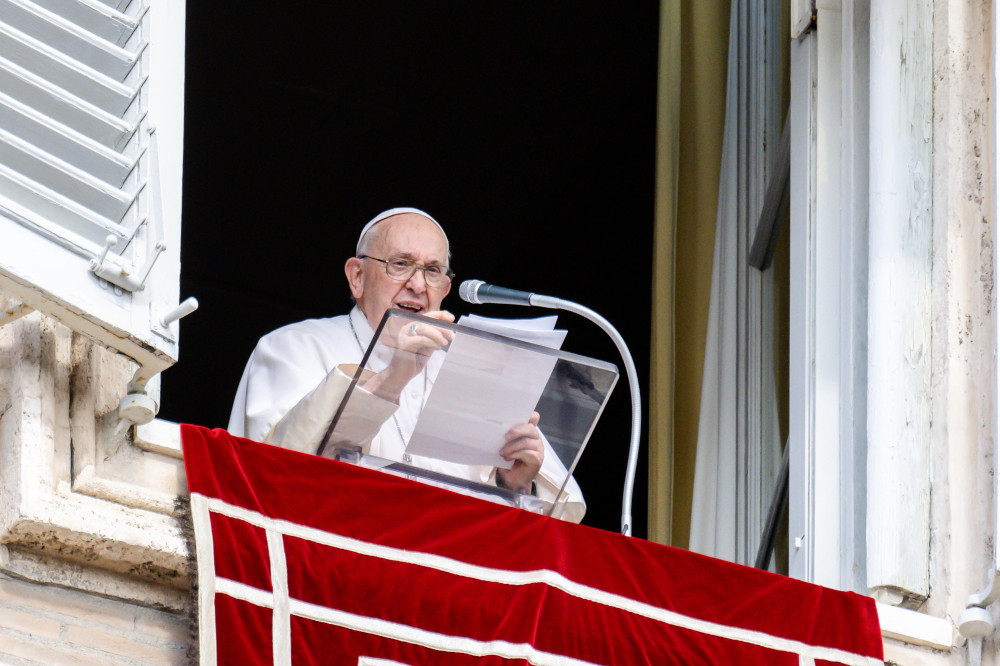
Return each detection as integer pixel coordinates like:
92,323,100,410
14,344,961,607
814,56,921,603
790,0,814,40
0,0,186,382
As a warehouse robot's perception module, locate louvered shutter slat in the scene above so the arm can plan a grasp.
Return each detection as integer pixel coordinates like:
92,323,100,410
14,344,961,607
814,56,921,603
0,0,186,379
0,54,135,147
30,0,137,46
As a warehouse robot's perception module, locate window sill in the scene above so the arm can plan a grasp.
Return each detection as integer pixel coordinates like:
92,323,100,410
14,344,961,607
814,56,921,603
877,602,953,651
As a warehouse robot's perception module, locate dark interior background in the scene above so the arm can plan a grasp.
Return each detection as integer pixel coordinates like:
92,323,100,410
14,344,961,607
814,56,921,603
161,2,659,538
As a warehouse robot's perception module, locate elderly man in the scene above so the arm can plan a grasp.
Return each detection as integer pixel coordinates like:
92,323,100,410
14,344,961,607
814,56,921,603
228,207,585,521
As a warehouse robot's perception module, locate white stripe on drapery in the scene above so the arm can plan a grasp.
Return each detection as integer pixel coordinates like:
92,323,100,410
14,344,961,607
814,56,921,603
290,594,601,666
213,578,599,666
267,528,292,666
190,494,218,666
196,493,881,666
218,576,275,608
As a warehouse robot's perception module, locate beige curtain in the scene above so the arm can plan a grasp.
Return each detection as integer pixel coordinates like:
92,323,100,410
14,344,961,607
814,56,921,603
649,0,731,547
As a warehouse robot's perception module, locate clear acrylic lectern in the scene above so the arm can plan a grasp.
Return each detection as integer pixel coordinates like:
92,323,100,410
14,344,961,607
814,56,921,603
317,309,618,519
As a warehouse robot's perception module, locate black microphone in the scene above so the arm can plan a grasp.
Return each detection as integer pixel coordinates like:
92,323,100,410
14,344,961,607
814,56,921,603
459,279,535,306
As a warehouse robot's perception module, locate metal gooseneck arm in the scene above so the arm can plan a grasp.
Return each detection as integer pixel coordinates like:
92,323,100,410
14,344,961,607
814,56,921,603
530,294,642,536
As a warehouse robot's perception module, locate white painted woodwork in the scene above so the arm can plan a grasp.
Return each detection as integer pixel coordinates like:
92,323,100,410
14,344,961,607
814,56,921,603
30,0,138,46
791,0,815,40
788,0,870,593
837,0,870,594
0,0,185,381
866,0,933,600
0,53,135,147
788,30,818,583
810,4,844,590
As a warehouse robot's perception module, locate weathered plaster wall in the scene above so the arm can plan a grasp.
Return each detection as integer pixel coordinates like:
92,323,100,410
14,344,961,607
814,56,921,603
912,0,998,662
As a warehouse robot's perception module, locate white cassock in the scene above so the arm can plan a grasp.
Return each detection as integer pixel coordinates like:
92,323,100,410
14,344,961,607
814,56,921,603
228,306,586,522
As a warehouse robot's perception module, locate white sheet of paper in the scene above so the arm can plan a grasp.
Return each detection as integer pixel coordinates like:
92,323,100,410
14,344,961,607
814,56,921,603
457,314,566,349
404,329,558,468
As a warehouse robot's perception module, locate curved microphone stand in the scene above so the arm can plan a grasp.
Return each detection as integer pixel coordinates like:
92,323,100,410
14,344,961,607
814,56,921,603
530,294,642,536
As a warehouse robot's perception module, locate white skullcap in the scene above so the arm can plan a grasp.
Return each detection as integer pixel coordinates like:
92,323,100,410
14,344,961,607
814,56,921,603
356,207,449,256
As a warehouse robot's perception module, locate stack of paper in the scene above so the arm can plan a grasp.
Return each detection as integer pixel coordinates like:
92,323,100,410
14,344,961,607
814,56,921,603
404,315,564,467
457,314,567,349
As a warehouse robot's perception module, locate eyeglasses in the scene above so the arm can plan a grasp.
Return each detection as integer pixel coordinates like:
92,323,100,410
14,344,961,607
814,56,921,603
359,255,455,287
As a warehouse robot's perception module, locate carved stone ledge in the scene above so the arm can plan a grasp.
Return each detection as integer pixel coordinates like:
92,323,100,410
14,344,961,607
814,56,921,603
0,310,192,608
1,543,192,614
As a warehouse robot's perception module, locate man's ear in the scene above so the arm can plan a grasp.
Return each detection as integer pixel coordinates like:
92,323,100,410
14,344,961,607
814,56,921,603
344,257,364,300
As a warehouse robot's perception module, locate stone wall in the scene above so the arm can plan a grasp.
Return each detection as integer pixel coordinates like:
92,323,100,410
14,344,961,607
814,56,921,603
0,306,195,663
0,568,191,664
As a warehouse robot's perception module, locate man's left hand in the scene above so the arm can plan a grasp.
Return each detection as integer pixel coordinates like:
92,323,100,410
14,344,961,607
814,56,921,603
497,411,544,494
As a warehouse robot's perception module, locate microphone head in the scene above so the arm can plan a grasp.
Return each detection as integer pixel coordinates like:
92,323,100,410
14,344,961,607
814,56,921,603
459,279,485,304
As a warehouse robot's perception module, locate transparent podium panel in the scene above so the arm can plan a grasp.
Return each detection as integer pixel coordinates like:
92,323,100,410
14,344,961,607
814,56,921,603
317,309,619,518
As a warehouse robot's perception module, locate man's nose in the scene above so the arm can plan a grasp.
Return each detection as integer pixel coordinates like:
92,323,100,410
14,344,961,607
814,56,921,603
406,268,427,292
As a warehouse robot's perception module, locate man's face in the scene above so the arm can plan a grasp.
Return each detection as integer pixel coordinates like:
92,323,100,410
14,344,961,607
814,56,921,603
345,213,452,329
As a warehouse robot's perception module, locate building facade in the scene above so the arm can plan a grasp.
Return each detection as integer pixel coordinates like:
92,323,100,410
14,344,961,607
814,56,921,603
1,0,999,664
